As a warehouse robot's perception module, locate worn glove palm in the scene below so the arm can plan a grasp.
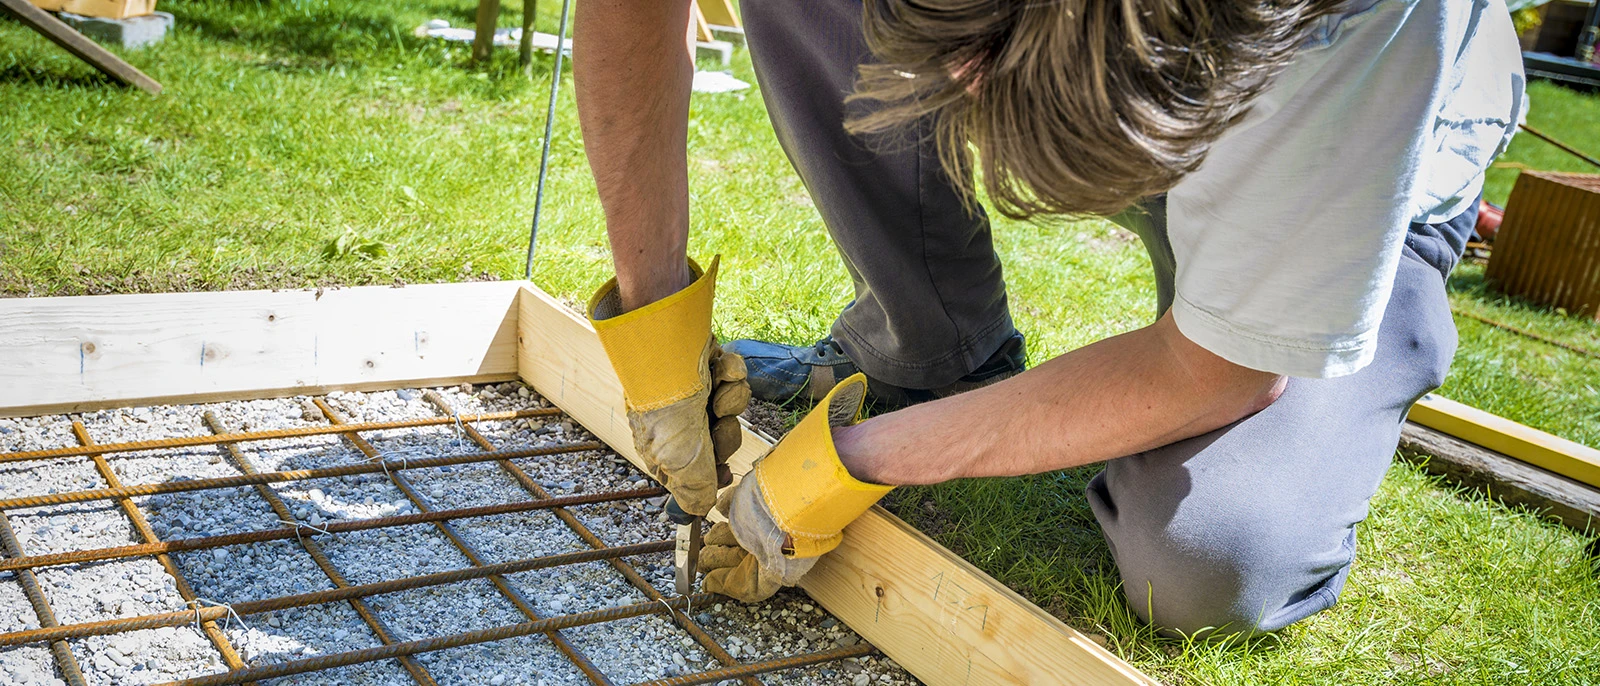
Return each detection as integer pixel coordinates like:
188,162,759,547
703,374,892,602
589,257,751,516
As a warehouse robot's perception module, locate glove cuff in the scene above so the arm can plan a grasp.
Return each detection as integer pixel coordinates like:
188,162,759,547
589,256,718,412
752,374,893,559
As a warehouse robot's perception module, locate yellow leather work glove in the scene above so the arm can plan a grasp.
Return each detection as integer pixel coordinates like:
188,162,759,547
589,257,750,516
702,374,892,602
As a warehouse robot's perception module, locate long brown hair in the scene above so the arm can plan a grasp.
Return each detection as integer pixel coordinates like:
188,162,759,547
847,0,1346,219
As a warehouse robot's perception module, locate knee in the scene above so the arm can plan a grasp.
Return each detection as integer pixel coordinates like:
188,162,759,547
1109,517,1350,639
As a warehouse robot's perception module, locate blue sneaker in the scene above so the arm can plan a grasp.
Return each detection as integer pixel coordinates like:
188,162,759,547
724,333,1027,410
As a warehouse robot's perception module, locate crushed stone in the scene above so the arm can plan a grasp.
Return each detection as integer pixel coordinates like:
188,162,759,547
0,383,919,685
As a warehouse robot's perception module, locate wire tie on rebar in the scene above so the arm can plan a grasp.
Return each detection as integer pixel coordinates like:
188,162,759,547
190,597,249,635
359,450,405,478
449,411,467,449
657,595,690,622
277,519,332,543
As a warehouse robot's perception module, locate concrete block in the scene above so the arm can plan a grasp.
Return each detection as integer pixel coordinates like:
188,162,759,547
694,39,733,67
58,10,172,50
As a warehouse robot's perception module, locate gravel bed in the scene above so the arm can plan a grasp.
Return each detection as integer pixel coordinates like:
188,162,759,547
0,383,920,686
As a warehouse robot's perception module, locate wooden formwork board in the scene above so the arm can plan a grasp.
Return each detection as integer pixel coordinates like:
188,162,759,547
1409,394,1600,490
0,281,1159,686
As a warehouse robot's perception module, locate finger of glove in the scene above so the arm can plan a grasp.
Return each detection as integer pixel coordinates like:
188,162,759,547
711,416,742,464
710,380,750,419
699,544,748,571
712,349,748,383
630,401,718,515
705,520,739,547
703,554,783,603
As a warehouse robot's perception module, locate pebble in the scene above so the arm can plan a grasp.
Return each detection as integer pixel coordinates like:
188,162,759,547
853,674,872,686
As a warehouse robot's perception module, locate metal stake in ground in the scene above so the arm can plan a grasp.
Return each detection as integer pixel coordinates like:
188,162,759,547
525,0,573,278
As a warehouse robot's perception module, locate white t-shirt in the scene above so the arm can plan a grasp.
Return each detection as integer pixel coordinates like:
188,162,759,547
1167,0,1525,378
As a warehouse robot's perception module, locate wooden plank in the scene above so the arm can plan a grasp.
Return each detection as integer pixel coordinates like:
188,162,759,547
1409,394,1600,488
515,284,1157,686
689,4,714,44
695,0,740,29
0,282,523,418
0,0,161,93
1398,421,1600,531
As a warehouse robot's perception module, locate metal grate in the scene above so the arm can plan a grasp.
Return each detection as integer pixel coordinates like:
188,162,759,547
0,390,876,686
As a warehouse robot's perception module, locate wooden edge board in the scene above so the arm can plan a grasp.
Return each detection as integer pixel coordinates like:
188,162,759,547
1409,394,1600,488
1399,421,1600,532
0,282,524,418
0,0,161,93
514,284,1158,686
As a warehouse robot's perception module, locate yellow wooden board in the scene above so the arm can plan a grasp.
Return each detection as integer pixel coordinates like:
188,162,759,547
1409,394,1600,488
29,0,156,20
695,0,740,29
514,284,1158,686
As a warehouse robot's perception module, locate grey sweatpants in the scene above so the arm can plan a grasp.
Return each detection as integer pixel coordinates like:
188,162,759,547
742,0,1471,636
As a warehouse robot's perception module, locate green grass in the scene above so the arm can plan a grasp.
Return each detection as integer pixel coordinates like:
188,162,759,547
4,3,1600,683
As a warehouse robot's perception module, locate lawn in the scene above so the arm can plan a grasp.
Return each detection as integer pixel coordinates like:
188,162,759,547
3,1,1599,684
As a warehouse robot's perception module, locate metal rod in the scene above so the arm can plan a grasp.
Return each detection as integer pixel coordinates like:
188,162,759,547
0,408,558,464
71,423,254,682
0,441,605,510
1519,123,1600,169
524,0,572,278
632,643,878,686
202,412,439,686
0,486,662,573
1451,308,1600,360
157,594,717,686
425,393,764,686
312,398,615,686
0,512,87,685
0,541,676,648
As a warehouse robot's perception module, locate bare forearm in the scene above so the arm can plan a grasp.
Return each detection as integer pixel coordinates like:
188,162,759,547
835,313,1287,485
574,0,695,311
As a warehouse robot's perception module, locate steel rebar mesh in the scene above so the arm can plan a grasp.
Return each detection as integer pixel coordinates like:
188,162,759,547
0,390,876,685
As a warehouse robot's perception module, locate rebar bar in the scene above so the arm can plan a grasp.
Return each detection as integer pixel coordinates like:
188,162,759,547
424,393,764,686
158,594,718,686
0,441,605,510
0,486,662,573
71,423,254,682
201,412,438,686
631,643,879,686
0,541,675,648
0,391,880,686
312,398,615,686
0,512,87,686
0,408,558,464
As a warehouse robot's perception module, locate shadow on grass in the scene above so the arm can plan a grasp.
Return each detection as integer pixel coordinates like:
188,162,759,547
1448,260,1569,317
0,60,119,91
173,3,431,60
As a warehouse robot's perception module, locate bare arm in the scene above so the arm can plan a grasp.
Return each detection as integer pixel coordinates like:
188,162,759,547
574,0,696,311
835,312,1288,484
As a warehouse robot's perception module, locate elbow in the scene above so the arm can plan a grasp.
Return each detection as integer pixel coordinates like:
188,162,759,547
1244,374,1289,417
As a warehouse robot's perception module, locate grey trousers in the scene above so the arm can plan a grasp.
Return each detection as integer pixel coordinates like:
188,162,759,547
742,0,1469,636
